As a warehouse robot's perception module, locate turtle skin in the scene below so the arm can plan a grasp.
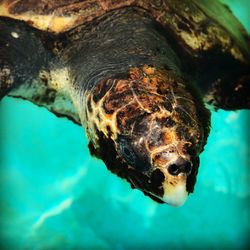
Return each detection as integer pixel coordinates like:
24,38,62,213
0,0,249,205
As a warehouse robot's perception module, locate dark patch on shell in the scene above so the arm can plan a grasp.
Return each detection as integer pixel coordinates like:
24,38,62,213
106,125,112,138
155,116,174,128
157,81,170,95
132,113,149,135
92,79,113,103
149,169,164,196
174,106,193,126
148,130,165,150
87,96,92,113
162,99,173,113
164,117,176,127
103,89,132,115
102,102,115,115
116,103,143,131
183,143,196,156
176,125,192,142
117,135,151,172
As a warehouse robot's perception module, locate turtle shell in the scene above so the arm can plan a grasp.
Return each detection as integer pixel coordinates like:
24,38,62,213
1,0,249,64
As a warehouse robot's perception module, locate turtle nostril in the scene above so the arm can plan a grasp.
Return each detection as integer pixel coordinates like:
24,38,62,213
168,161,192,176
168,164,179,175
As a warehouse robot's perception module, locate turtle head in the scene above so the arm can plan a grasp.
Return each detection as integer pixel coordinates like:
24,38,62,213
84,66,210,206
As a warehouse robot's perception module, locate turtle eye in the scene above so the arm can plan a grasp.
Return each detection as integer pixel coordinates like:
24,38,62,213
120,144,136,165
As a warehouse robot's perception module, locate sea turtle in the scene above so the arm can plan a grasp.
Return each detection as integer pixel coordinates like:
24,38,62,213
0,0,249,206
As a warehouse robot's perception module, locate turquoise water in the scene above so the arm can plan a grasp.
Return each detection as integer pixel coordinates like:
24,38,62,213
0,1,249,249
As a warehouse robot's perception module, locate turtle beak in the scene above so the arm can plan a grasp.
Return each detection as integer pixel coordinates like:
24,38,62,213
161,171,189,206
150,158,192,206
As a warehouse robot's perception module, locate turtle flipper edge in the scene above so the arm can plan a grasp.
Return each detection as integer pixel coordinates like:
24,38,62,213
204,69,250,110
0,17,80,124
0,17,49,98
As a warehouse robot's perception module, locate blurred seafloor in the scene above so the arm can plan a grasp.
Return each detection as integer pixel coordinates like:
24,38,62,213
0,0,250,249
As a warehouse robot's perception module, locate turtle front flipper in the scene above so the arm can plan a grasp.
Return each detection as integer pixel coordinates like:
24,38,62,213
134,0,250,111
0,17,51,98
0,17,80,124
204,67,250,110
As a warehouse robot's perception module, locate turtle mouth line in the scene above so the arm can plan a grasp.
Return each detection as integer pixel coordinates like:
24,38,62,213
128,170,189,206
148,190,188,206
147,181,188,206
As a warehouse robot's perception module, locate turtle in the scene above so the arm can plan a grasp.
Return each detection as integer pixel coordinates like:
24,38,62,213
0,0,249,206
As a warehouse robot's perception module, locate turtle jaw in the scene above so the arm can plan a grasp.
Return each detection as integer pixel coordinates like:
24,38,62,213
125,152,196,206
154,172,188,206
124,165,192,206
148,161,192,206
161,177,188,206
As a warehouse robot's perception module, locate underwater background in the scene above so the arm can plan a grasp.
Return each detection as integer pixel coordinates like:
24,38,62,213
0,0,249,249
